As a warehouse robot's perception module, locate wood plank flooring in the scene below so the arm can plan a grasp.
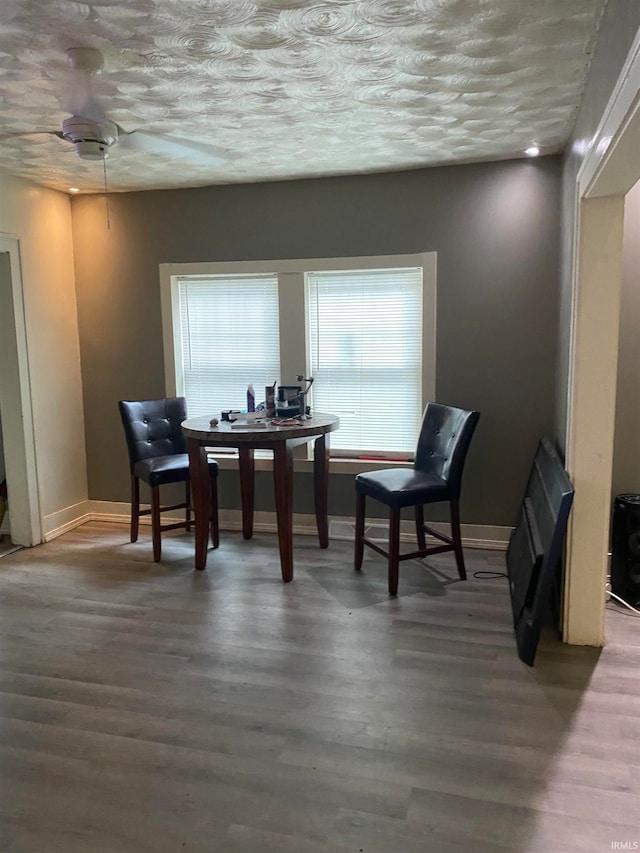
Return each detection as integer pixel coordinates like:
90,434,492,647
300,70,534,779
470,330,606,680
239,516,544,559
0,522,638,852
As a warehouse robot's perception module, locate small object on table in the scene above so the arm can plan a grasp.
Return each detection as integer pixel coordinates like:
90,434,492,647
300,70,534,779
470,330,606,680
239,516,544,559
209,417,219,427
247,384,255,412
229,411,265,421
276,384,302,417
231,420,268,429
265,382,276,418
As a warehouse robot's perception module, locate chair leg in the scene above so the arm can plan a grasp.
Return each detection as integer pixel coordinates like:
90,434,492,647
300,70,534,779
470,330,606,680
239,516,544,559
415,503,426,550
210,476,220,549
151,485,162,563
354,491,365,570
388,507,401,595
185,480,192,531
130,475,140,543
450,499,466,580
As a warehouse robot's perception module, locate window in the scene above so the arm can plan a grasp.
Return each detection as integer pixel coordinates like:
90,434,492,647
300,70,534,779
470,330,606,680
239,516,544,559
160,254,435,461
307,267,423,455
173,273,280,417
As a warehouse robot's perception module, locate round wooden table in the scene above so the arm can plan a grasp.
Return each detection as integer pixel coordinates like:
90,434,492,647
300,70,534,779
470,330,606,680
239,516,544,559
181,413,340,581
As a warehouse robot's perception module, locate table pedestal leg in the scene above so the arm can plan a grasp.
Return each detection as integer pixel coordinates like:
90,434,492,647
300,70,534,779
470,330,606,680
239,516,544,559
313,433,330,548
273,441,294,582
188,438,210,571
238,447,255,540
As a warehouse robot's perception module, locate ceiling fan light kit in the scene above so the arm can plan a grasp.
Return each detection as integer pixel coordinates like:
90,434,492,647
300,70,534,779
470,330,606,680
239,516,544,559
62,116,117,160
73,141,108,160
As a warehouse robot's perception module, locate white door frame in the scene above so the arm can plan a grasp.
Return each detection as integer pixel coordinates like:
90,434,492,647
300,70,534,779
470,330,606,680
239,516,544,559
0,235,41,546
564,31,640,644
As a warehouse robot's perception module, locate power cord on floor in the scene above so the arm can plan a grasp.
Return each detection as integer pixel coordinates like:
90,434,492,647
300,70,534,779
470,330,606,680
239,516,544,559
607,590,640,616
471,566,638,611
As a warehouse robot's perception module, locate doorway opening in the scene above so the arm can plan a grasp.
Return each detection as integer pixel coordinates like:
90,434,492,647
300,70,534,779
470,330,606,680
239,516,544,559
0,236,41,549
564,38,640,645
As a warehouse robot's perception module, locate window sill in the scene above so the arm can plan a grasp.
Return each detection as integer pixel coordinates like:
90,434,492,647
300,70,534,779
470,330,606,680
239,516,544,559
206,450,412,475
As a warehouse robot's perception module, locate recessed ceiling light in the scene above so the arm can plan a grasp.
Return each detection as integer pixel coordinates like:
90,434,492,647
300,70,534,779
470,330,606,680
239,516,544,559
69,187,80,193
525,146,540,157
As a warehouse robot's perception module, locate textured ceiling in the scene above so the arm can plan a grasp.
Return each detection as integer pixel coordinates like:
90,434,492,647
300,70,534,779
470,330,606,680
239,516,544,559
0,0,604,194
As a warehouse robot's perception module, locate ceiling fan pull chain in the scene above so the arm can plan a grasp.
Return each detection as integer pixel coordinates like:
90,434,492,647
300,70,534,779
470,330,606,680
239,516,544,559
102,153,111,231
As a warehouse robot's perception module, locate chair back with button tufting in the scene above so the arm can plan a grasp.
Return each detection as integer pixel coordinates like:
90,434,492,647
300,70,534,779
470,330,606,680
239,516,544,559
414,402,480,498
119,397,187,470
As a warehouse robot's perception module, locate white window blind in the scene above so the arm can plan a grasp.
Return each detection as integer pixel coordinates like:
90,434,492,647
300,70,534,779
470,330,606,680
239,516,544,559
307,267,423,456
177,274,280,417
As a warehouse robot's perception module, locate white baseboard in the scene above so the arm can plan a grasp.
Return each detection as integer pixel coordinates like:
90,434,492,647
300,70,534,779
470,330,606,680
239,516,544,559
42,501,512,551
42,501,92,541
84,500,133,526
328,518,511,551
82,503,329,537
217,509,325,536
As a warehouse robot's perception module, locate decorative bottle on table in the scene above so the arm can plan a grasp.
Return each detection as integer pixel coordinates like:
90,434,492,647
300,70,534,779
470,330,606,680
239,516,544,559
265,383,276,418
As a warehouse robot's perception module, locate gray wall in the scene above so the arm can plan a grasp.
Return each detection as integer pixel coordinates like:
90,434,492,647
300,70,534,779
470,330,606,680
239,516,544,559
557,0,640,449
612,179,640,498
71,156,561,527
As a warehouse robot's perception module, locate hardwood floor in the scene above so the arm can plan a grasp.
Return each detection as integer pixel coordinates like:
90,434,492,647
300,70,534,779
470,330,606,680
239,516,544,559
0,522,638,852
0,537,21,558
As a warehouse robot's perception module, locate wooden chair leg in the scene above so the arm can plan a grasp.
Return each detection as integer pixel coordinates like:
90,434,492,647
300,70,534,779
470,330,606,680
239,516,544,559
185,480,192,531
151,485,162,563
210,476,220,549
130,475,140,543
388,507,401,595
415,503,426,550
354,491,365,569
450,499,466,580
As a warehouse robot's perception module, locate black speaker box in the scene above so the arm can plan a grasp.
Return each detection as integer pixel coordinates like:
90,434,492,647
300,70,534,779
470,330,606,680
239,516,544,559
611,493,640,606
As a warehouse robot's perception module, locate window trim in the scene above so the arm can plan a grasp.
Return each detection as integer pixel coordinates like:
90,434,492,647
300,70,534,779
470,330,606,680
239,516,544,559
159,252,436,467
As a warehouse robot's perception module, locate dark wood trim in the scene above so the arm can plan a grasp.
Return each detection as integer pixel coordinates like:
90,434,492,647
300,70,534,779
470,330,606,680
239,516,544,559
273,441,294,582
188,439,210,571
238,447,255,540
354,491,365,570
313,433,330,548
151,485,161,563
130,475,140,543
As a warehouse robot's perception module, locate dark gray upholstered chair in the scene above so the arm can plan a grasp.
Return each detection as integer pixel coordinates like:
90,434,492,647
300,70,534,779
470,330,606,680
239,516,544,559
354,402,480,595
118,397,219,562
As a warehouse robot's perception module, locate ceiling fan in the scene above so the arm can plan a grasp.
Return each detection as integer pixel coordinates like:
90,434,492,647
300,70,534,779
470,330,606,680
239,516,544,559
7,47,228,166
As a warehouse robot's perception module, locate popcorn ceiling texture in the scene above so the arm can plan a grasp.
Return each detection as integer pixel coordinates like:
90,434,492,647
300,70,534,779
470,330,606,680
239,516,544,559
0,0,604,193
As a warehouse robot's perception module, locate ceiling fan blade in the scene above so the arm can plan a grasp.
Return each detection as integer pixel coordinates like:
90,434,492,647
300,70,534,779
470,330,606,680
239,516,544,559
117,129,228,165
0,130,63,141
